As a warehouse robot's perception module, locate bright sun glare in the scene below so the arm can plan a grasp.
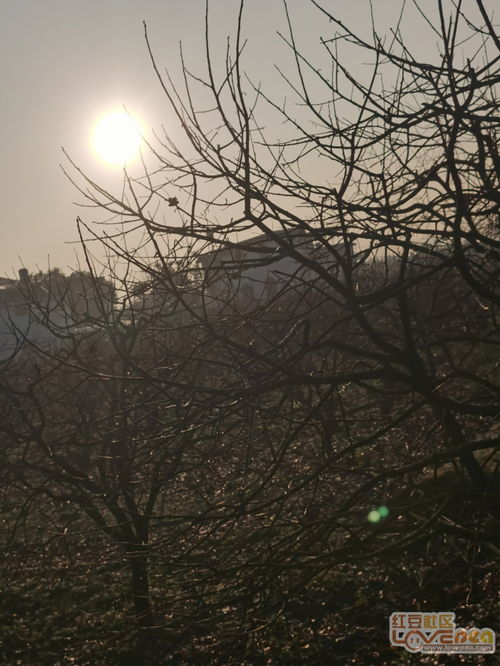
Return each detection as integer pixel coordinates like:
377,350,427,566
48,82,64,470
91,110,142,166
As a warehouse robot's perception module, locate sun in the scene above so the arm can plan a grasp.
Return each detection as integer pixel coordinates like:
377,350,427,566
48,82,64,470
91,110,142,166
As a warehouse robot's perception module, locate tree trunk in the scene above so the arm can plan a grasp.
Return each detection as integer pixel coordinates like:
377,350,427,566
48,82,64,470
127,543,155,631
431,402,486,492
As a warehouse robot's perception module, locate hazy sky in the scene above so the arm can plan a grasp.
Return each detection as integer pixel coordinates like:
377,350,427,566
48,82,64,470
0,1,494,276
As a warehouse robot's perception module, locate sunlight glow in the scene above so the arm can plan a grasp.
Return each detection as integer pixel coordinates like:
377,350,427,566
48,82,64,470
91,110,142,166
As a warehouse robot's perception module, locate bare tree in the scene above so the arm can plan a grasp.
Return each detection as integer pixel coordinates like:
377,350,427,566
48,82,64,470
3,0,499,661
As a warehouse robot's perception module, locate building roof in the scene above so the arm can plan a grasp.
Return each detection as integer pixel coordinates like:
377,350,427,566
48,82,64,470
199,228,315,263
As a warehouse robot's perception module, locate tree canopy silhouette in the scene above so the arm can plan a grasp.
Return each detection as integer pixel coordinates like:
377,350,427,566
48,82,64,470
2,1,499,662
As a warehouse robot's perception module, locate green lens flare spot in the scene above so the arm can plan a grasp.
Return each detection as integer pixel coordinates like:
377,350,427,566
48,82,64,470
378,505,389,518
367,510,381,523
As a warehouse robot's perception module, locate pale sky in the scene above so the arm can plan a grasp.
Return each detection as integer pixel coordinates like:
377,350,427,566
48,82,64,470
0,1,495,276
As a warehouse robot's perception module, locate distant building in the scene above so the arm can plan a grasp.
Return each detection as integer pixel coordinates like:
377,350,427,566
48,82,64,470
1,271,55,358
198,229,317,308
0,269,113,359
